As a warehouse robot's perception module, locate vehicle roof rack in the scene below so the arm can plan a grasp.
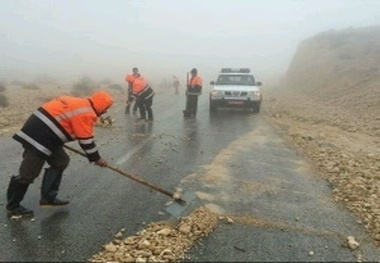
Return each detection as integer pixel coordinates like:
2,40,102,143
220,68,250,73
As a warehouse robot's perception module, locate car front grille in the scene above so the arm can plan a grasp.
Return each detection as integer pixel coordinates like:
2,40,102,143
224,91,248,96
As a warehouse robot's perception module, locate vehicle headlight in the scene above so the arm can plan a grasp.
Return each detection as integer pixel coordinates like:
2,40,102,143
250,91,261,97
211,90,222,97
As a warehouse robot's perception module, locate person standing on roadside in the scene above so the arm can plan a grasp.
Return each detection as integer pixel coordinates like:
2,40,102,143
183,68,202,117
124,67,139,114
132,73,155,121
6,90,113,217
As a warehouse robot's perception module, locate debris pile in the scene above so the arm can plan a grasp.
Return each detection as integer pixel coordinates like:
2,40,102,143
89,206,218,263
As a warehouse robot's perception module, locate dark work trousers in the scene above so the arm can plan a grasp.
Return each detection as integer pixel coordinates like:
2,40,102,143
136,97,146,119
185,94,199,116
136,96,154,120
133,100,138,112
18,147,70,184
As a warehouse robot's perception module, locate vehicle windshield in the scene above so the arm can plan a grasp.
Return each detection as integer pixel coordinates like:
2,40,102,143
216,74,256,86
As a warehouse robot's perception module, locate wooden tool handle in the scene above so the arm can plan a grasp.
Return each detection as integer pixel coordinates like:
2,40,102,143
63,145,176,199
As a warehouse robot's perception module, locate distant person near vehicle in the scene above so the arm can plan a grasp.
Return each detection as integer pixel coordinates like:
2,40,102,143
6,91,114,217
124,67,139,114
173,75,180,95
183,68,202,117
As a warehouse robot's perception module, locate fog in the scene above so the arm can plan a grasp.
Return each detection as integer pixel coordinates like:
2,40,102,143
1,0,380,85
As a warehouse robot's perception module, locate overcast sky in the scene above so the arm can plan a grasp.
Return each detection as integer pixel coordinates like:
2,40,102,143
1,0,380,84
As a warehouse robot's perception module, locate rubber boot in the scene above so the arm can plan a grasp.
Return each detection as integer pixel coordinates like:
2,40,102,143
40,168,69,207
6,176,33,216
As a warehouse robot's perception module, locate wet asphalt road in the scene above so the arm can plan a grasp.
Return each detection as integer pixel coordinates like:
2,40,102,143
0,88,380,262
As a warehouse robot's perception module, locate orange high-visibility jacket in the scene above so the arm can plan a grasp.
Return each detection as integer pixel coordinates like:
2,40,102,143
187,75,203,95
132,76,148,94
125,74,138,88
132,76,155,100
13,91,113,162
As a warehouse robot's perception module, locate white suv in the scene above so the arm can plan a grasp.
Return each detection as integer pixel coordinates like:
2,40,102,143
209,68,263,113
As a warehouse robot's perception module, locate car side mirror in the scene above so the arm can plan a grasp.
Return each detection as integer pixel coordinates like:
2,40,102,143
256,82,262,86
210,81,215,85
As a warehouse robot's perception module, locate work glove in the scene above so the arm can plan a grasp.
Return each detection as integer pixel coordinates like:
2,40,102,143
95,158,108,167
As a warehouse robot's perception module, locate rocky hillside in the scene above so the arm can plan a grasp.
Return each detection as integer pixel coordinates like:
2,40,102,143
265,26,380,247
285,26,380,92
279,26,380,136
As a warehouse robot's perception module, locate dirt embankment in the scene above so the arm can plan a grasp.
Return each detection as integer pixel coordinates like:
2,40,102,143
265,26,380,244
278,26,380,136
0,84,68,136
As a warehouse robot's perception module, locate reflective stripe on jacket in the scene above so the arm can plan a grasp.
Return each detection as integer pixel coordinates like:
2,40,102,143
13,91,113,162
132,76,155,100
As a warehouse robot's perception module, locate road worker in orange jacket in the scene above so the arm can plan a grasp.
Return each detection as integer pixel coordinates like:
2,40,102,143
124,67,139,114
6,90,114,216
132,73,155,121
183,68,202,117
